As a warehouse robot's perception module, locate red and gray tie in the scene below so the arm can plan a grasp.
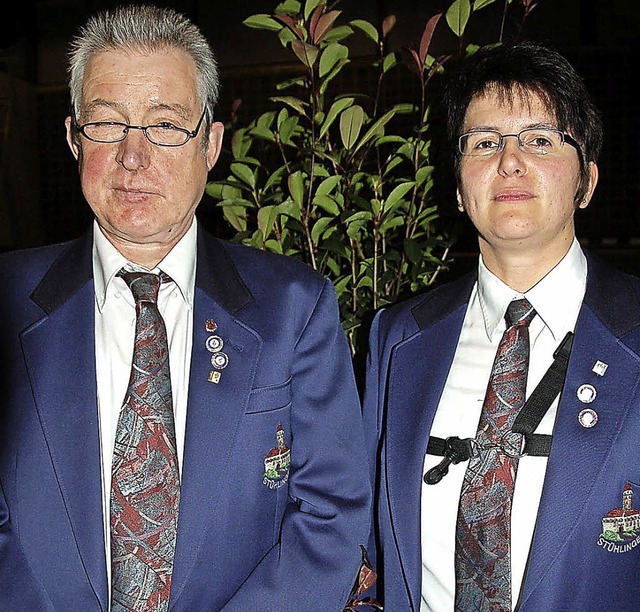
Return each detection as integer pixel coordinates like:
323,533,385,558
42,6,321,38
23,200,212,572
455,298,536,612
110,271,180,612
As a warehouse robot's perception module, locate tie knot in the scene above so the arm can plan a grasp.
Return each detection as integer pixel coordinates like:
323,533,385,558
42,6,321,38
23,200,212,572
504,298,536,328
118,270,161,305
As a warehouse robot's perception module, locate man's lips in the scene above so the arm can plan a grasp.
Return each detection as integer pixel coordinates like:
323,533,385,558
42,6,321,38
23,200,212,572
113,187,157,201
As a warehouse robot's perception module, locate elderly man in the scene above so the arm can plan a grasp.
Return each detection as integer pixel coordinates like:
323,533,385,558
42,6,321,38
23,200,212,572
0,5,370,610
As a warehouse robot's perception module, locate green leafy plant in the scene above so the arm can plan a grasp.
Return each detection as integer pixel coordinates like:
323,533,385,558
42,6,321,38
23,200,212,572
207,0,537,357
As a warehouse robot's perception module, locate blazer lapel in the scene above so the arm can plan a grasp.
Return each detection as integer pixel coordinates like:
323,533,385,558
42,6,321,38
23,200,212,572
385,273,474,608
170,232,262,605
22,234,109,608
520,252,640,606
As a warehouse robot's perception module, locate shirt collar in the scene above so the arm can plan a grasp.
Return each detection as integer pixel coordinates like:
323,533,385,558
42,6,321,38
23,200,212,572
477,238,587,342
92,217,198,312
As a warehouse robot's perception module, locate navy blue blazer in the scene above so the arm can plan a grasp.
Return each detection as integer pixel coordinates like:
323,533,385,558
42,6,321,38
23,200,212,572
363,250,640,611
0,228,371,611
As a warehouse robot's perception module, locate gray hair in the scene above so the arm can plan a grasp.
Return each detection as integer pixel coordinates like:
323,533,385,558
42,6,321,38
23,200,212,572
68,4,220,127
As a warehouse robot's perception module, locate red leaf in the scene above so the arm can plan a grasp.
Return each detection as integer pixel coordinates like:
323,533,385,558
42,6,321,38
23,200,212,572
309,3,325,40
381,14,396,39
275,13,304,40
312,10,342,44
419,13,442,66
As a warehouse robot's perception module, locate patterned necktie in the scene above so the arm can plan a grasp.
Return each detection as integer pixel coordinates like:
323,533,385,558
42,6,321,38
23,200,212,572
110,271,180,612
454,298,536,612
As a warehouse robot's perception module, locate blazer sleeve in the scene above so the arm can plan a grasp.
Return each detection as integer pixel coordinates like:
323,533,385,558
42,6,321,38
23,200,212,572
221,280,372,611
0,478,52,609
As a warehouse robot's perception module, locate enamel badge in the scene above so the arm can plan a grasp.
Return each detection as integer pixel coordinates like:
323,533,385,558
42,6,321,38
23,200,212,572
262,424,291,490
598,482,640,554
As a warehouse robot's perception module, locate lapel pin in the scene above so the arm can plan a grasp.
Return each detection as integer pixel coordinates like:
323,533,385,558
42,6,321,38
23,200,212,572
211,352,229,369
578,408,598,428
205,319,229,383
576,384,597,403
206,335,224,353
592,360,608,376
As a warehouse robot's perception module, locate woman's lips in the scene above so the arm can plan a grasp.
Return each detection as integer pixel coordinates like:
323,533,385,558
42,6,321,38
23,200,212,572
494,189,534,202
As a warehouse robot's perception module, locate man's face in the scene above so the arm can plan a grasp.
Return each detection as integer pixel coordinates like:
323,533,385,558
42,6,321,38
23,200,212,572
65,48,223,262
457,89,598,269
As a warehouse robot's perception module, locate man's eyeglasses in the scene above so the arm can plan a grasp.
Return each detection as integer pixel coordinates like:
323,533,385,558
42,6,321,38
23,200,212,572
458,128,580,157
75,110,206,147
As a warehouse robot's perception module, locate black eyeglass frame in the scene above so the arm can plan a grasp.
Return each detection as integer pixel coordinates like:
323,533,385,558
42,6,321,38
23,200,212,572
457,128,580,157
74,109,207,147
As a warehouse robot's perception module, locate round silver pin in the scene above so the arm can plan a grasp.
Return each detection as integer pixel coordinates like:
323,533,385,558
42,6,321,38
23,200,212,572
206,335,224,353
211,352,229,370
576,384,597,404
578,408,598,428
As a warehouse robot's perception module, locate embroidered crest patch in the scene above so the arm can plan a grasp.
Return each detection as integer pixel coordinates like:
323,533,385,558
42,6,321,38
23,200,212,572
262,424,291,489
598,482,640,554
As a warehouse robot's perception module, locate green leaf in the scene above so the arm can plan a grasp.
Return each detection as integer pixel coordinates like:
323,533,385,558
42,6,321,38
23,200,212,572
446,0,471,36
264,166,288,192
382,52,398,74
350,19,378,43
321,24,353,43
248,125,276,142
415,165,434,186
275,0,302,15
311,216,335,244
319,97,354,138
243,14,283,31
351,109,395,154
278,27,298,47
291,40,319,67
473,0,497,10
339,105,365,150
315,175,341,196
270,96,308,115
345,211,373,224
313,194,341,215
404,238,423,264
256,111,277,129
230,163,256,189
384,182,415,211
303,0,324,20
257,205,280,238
230,129,251,159
288,171,305,208
319,58,351,95
319,42,349,78
278,116,300,145
220,203,248,232
379,216,405,232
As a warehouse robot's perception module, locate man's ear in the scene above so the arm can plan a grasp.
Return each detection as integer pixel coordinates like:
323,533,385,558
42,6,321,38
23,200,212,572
205,121,225,171
65,116,80,160
456,188,464,212
578,161,599,209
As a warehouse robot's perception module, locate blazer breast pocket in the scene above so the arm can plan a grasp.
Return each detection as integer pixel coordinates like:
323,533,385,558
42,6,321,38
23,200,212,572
246,378,292,414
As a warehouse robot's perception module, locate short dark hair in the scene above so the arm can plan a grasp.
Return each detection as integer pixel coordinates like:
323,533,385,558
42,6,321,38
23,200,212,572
444,41,603,200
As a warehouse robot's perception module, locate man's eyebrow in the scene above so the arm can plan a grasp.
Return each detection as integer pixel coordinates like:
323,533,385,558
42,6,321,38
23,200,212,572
82,99,122,115
81,100,193,120
150,103,192,120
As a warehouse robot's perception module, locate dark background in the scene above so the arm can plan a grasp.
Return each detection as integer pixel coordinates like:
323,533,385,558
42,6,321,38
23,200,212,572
1,0,638,278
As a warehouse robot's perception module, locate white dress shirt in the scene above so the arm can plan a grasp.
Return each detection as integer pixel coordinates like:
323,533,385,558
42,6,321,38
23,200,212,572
93,218,196,581
420,239,587,611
